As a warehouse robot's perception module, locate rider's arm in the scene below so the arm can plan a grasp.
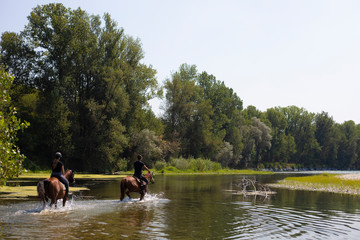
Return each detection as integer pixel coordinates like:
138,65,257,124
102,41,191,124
61,165,65,175
143,165,151,173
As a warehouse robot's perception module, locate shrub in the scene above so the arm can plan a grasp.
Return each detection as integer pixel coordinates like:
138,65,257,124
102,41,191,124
170,157,190,171
163,166,182,173
154,161,167,171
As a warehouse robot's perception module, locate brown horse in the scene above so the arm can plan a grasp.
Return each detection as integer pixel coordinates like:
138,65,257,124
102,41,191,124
37,169,75,208
120,172,155,201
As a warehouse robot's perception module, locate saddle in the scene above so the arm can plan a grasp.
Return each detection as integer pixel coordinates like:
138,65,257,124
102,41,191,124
60,182,66,191
133,175,145,187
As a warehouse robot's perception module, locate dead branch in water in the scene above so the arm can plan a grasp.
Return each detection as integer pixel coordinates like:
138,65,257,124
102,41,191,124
234,177,276,198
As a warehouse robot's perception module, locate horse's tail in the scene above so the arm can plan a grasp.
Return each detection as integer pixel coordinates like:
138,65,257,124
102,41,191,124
120,178,126,201
37,180,49,203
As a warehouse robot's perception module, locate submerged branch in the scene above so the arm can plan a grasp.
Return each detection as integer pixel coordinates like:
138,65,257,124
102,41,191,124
233,177,276,198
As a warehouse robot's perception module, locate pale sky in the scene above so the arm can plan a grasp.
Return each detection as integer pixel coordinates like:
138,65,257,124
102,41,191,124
1,0,360,124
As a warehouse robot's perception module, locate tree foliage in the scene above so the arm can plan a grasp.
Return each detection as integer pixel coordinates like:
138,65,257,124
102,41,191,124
0,67,29,185
1,3,161,172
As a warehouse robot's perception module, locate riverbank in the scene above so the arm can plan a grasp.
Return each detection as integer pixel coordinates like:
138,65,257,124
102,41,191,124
156,168,273,175
268,173,360,195
15,172,128,180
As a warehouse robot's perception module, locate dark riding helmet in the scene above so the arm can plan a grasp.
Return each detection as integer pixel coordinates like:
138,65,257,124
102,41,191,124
55,152,62,159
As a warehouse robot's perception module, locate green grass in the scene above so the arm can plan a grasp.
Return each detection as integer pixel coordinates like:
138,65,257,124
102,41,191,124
269,173,360,194
15,172,128,179
0,185,89,199
1,172,127,200
157,166,273,175
154,158,273,175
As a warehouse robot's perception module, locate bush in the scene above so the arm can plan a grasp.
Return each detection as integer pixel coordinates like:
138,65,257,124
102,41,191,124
170,157,190,171
189,158,222,172
163,166,182,173
211,162,222,171
154,160,167,171
155,157,224,173
115,158,128,171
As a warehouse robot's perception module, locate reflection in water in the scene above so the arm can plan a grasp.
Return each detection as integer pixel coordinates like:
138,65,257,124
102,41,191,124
1,174,360,239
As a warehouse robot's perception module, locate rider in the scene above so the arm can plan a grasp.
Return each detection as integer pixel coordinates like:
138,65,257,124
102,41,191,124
133,154,151,193
50,152,69,197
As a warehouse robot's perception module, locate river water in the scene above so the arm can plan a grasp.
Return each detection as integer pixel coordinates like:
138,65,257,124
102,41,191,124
1,173,360,239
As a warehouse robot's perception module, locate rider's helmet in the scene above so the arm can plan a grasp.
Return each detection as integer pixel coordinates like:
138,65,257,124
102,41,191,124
55,152,62,159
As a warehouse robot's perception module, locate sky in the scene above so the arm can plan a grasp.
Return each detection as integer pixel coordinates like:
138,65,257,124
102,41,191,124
1,0,360,124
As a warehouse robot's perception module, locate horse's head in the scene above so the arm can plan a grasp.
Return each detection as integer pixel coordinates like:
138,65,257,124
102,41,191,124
66,169,75,184
149,172,155,184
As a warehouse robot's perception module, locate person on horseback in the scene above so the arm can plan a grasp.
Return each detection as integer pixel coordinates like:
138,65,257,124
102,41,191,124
50,152,69,197
133,154,151,194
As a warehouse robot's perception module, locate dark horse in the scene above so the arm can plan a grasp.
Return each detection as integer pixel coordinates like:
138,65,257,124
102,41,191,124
37,169,75,208
120,172,155,201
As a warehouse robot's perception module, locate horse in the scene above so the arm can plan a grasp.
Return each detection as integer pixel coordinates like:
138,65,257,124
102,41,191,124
120,172,155,201
37,169,75,208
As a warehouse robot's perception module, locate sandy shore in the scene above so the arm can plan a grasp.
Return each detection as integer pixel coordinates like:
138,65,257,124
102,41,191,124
336,173,360,180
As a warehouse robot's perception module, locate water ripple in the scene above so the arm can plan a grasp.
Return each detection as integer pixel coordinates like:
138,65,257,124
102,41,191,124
225,202,360,239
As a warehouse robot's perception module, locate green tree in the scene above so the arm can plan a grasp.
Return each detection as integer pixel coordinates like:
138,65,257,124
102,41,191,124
197,71,243,165
250,117,272,167
314,112,339,168
337,121,359,169
0,3,161,171
130,129,163,167
281,106,320,167
163,64,215,158
214,141,233,167
0,67,29,185
263,107,296,167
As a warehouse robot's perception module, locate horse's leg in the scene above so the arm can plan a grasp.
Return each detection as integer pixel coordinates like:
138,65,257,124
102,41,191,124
140,186,148,201
63,192,67,207
50,198,56,208
126,190,131,199
41,198,46,209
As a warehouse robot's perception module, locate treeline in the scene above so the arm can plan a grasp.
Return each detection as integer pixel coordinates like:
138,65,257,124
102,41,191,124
1,3,360,172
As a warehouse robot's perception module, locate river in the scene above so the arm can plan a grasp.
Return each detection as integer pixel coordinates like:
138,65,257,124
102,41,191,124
1,173,360,239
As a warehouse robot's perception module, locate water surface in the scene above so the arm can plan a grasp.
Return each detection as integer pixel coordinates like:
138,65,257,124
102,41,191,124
1,174,360,239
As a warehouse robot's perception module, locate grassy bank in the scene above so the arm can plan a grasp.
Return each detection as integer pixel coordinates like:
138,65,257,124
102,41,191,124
0,185,89,199
16,171,128,180
268,173,360,195
157,167,272,175
0,172,129,200
154,157,273,175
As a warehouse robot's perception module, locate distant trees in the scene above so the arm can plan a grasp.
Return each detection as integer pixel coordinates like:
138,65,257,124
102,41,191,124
261,107,360,170
1,3,360,172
